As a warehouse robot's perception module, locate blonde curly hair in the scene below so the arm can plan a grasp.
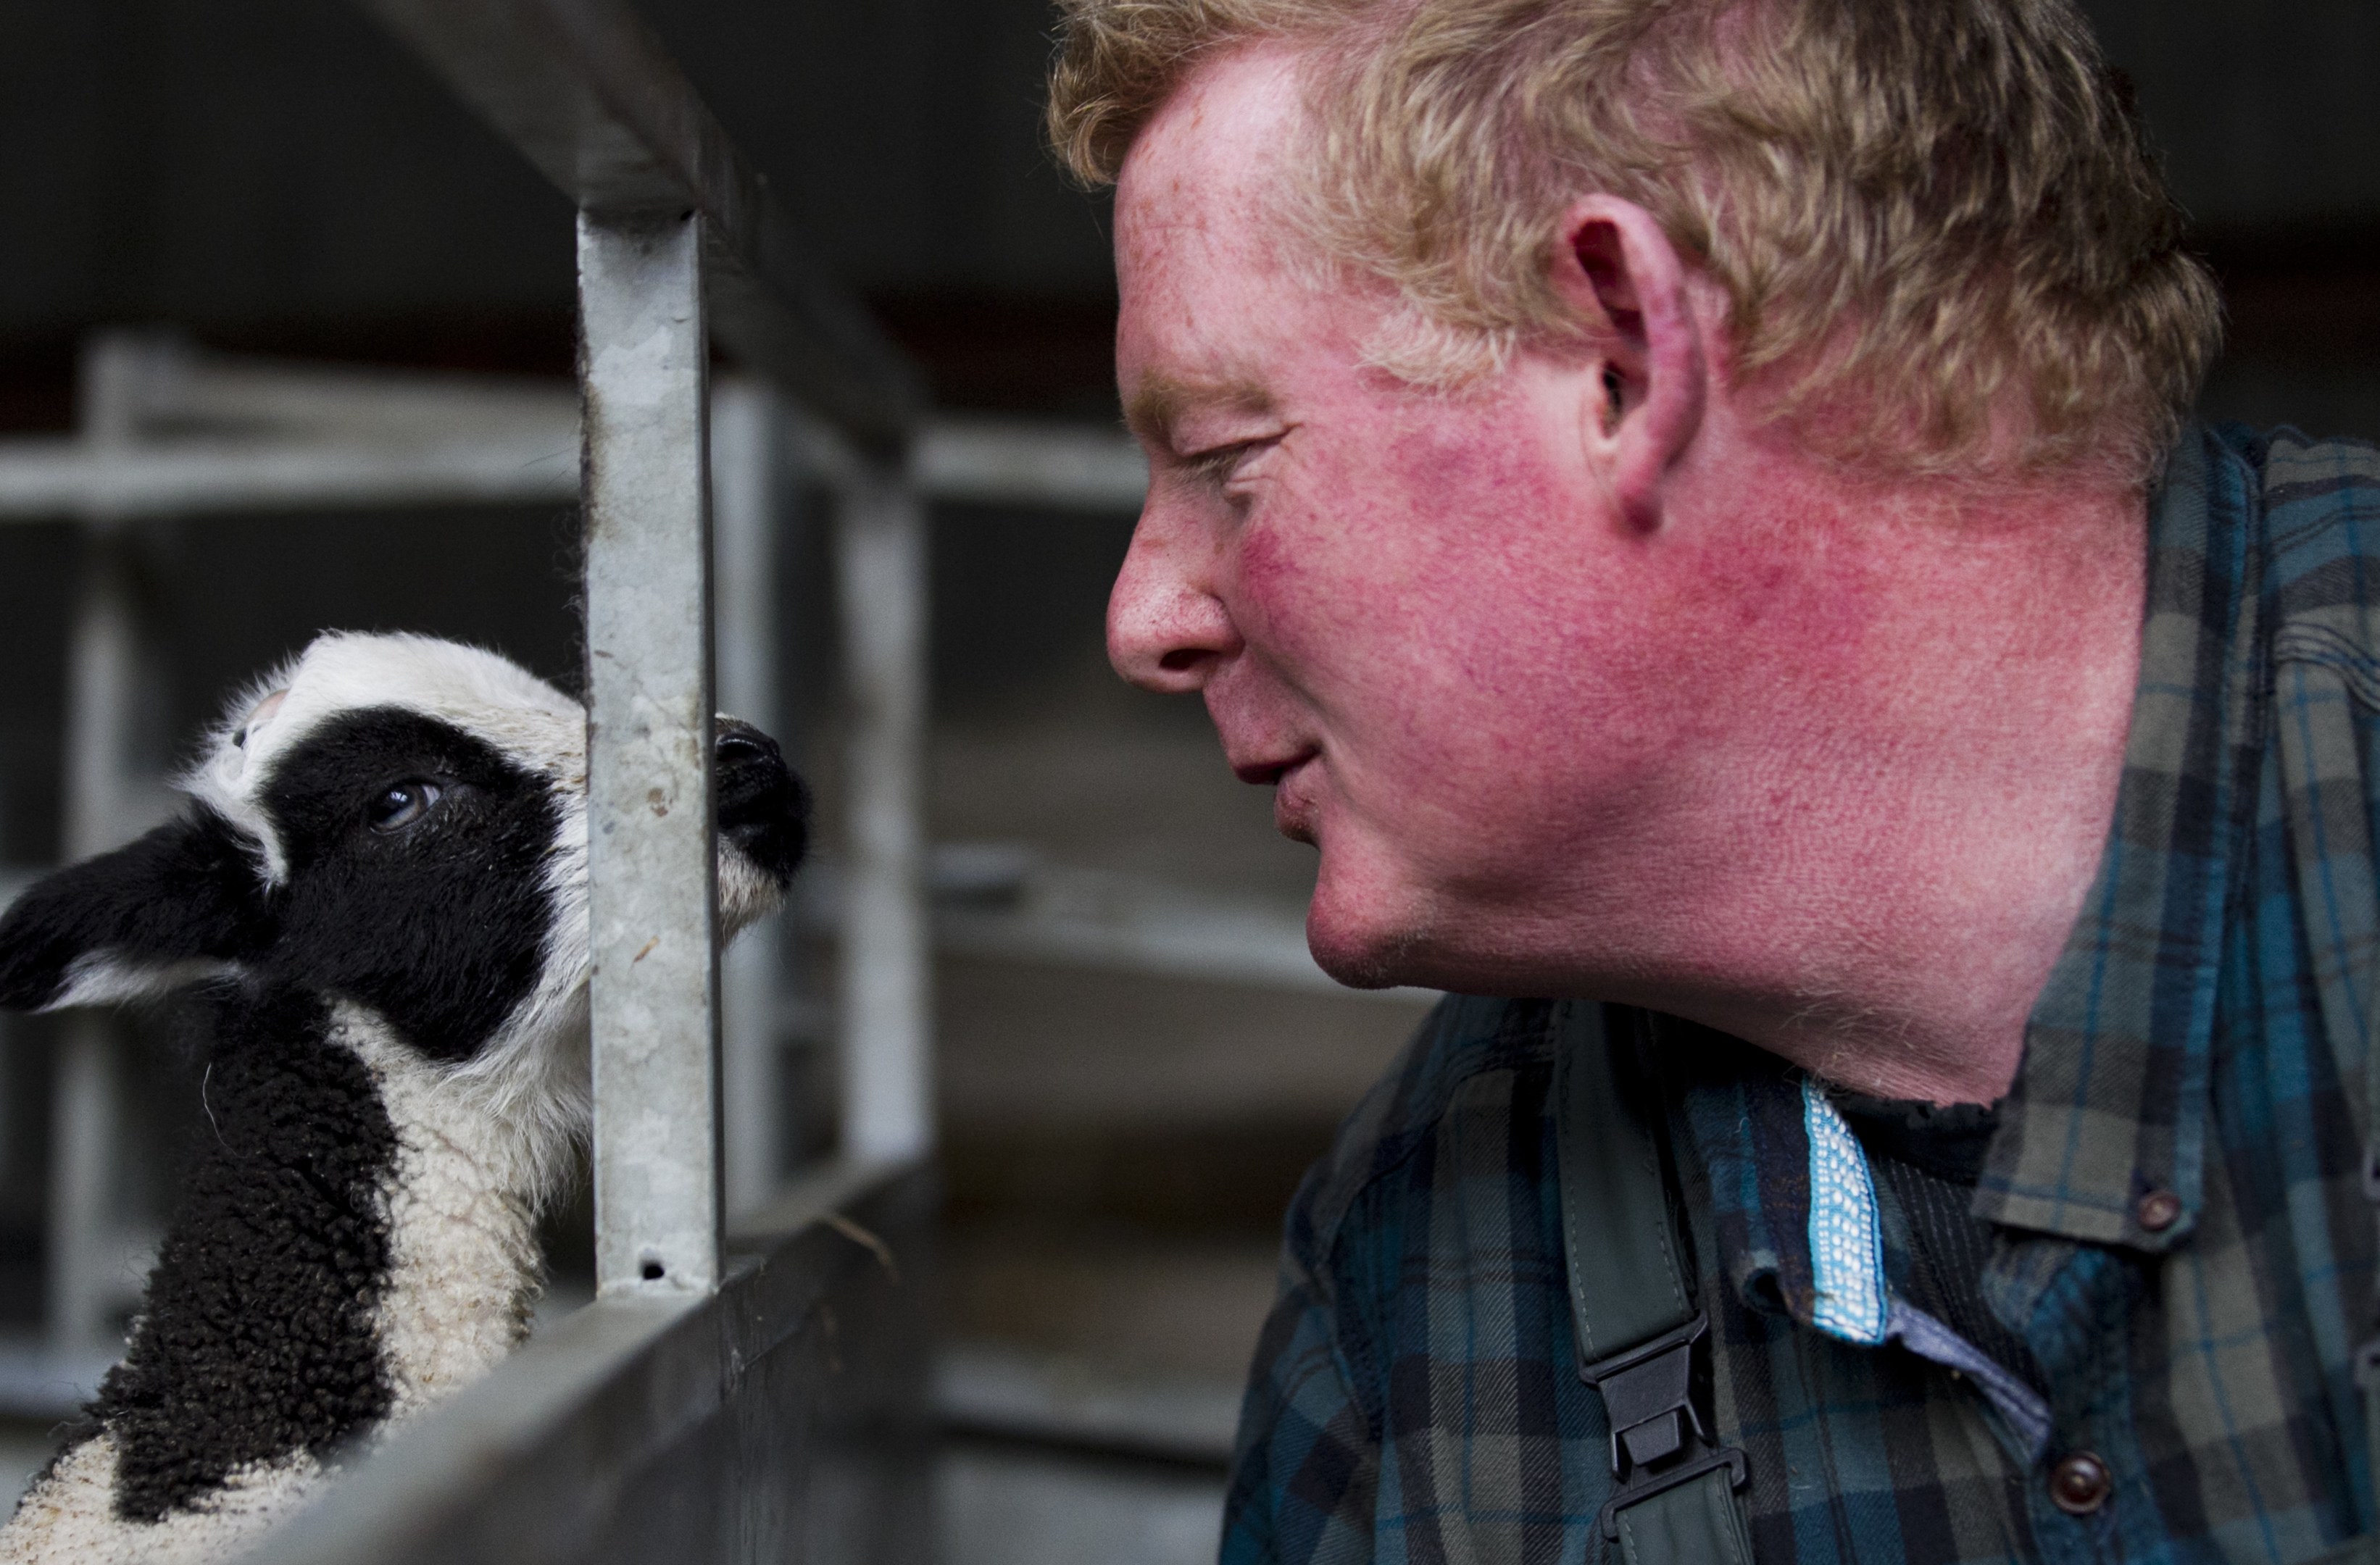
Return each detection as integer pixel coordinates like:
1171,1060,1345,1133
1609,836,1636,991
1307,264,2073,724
1049,0,2221,479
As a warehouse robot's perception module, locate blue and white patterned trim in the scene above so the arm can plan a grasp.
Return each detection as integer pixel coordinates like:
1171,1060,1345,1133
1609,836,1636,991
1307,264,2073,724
1803,1081,1887,1345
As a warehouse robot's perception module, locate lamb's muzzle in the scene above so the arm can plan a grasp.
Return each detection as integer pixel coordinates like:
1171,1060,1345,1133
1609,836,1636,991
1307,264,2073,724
0,631,809,1565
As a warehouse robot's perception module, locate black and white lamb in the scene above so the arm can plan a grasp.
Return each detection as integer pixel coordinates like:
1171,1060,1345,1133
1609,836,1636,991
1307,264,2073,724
0,631,807,1565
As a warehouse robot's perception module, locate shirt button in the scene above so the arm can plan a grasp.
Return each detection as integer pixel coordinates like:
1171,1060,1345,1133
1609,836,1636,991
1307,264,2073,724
2049,1451,2113,1515
2135,1190,2182,1232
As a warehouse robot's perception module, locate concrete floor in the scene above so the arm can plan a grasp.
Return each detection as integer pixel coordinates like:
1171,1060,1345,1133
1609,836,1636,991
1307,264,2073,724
939,1442,1227,1565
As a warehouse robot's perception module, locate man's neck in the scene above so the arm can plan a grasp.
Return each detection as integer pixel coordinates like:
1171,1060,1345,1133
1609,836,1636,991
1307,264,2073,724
1593,448,2150,1105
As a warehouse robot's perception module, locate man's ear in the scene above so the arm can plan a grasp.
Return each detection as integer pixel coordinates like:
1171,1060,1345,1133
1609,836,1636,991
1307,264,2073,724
1545,196,1707,532
0,810,271,1012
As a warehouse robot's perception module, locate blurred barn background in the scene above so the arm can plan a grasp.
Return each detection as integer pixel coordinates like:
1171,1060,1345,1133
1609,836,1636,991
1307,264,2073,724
0,2,2372,1560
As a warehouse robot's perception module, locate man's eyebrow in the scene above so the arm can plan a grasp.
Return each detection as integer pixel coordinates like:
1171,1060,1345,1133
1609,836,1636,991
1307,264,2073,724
1123,373,1273,451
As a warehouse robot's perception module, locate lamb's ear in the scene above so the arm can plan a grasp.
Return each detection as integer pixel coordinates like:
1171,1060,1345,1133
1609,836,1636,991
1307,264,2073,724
0,810,272,1012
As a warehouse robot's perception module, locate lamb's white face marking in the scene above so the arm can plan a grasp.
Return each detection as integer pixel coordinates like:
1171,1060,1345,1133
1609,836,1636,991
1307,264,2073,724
189,632,586,889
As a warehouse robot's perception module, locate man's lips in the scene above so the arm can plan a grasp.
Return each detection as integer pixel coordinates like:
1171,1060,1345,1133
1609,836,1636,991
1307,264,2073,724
1231,748,1323,842
1232,747,1318,787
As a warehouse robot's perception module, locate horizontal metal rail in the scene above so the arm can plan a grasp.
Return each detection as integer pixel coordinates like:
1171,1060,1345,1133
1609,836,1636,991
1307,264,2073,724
357,0,923,448
0,435,581,515
0,421,1145,518
912,420,1149,513
241,1160,935,1565
926,861,1434,1003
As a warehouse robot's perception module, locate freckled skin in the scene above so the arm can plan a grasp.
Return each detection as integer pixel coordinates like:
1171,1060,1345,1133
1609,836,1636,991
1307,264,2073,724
1107,46,2149,1105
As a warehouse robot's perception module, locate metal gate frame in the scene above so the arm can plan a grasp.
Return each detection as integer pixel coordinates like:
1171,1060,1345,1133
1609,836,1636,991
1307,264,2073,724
241,2,936,1556
0,0,1419,1551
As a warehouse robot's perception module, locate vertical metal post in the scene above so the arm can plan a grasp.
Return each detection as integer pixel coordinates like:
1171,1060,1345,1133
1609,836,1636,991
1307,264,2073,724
51,550,139,1353
835,472,933,1163
50,332,162,1356
711,375,786,1215
578,210,723,1296
46,1019,120,1356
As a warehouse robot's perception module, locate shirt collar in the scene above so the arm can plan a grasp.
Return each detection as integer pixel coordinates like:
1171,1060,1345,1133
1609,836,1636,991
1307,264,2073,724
1971,425,2266,1250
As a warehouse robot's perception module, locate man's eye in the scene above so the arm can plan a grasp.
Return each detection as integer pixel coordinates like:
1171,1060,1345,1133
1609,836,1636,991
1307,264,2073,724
1184,438,1273,487
1183,443,1244,484
367,780,444,834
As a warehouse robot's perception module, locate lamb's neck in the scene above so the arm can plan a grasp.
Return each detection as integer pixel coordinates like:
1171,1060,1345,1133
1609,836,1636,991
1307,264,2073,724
328,1005,562,1423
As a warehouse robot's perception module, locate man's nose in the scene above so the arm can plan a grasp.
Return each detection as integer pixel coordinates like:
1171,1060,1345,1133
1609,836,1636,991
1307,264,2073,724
1107,513,1241,693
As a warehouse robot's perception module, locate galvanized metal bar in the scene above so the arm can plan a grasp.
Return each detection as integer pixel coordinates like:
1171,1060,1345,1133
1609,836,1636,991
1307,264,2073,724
356,0,923,448
0,410,1151,520
80,342,577,442
46,1018,120,1357
912,418,1149,513
49,334,164,1358
579,208,723,1296
834,474,933,1163
929,861,1437,1003
0,438,582,518
710,375,789,1214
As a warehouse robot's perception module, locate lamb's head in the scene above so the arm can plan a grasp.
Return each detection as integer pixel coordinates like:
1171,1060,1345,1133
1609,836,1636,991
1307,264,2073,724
0,630,807,1175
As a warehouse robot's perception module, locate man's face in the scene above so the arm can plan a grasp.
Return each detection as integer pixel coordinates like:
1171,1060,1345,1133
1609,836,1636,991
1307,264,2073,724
1110,47,1769,994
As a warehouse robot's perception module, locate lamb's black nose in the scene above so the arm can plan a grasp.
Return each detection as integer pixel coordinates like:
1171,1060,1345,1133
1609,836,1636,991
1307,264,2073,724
717,725,775,766
715,718,808,881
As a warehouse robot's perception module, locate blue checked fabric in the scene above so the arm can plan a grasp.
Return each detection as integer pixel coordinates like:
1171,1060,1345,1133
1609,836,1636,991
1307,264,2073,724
1220,424,2380,1565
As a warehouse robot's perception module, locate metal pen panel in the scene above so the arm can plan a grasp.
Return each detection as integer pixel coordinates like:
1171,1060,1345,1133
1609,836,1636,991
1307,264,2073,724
236,1162,936,1565
50,334,175,1359
835,475,933,1164
711,376,789,1215
578,209,724,1296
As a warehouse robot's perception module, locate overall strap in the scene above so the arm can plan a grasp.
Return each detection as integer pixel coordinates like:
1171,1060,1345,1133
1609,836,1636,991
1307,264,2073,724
1554,1001,1754,1564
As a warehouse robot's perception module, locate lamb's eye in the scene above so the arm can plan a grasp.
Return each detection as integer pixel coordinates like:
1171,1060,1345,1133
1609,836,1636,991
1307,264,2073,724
367,780,442,834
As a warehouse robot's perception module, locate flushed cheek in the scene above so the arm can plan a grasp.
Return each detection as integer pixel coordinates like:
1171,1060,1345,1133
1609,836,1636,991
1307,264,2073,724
1240,572,1668,794
1230,422,1578,683
1231,503,1678,847
1246,628,1671,916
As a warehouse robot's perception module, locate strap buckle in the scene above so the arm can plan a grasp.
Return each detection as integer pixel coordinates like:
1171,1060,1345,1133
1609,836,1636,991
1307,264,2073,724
1580,1311,1750,1540
1597,1450,1750,1542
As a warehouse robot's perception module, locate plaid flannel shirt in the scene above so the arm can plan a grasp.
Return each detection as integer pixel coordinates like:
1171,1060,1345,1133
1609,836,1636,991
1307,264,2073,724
1223,423,2380,1564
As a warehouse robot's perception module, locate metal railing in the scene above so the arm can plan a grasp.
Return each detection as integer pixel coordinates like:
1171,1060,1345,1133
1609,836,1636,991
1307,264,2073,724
0,0,943,1554
278,1,931,1553
0,0,1430,1548
0,330,1418,1413
364,0,932,1314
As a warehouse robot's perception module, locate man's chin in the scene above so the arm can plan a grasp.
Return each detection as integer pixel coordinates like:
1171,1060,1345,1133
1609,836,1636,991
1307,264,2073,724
1307,882,1572,996
1305,901,1432,990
